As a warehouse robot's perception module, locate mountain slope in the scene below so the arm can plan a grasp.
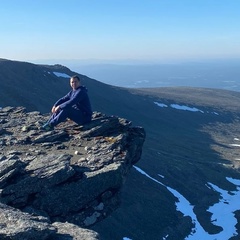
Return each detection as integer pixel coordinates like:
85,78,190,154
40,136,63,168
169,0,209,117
92,87,240,239
1,59,240,239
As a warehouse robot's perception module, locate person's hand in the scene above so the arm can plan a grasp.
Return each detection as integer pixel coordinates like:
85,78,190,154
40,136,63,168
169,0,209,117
51,106,56,113
55,106,60,112
51,106,60,113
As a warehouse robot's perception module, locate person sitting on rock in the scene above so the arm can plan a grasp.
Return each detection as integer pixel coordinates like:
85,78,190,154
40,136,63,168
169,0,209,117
41,75,92,131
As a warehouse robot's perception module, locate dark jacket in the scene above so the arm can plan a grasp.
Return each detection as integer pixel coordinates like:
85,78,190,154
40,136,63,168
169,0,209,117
54,86,92,116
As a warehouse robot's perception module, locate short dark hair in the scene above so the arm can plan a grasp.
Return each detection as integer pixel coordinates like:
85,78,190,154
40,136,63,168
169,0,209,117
71,75,80,81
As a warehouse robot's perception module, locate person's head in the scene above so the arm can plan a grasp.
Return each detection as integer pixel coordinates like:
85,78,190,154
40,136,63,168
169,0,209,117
70,75,81,90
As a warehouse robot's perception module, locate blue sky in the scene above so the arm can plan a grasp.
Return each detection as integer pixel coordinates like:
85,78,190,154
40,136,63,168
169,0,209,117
1,0,240,63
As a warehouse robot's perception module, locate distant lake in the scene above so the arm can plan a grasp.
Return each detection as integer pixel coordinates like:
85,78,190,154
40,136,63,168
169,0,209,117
72,59,240,91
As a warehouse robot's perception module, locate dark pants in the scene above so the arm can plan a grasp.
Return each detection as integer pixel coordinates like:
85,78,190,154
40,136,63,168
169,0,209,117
48,108,91,127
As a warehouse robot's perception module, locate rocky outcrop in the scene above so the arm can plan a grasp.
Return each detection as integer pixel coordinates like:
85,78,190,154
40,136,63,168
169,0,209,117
0,106,145,239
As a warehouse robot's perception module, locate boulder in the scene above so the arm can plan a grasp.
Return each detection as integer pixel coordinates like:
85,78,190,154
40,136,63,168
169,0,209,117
0,106,145,239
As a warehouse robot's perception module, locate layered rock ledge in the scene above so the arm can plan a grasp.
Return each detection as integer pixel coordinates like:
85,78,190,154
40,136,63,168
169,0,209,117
0,106,145,239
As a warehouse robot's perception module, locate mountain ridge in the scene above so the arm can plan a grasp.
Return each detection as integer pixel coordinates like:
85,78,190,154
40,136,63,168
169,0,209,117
1,59,240,239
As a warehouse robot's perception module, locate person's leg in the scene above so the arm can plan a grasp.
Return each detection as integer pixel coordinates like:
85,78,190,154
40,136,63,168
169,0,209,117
48,109,70,127
67,109,91,125
42,108,91,130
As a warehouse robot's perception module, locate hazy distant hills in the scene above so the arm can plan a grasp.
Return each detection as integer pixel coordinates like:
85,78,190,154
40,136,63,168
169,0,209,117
1,58,240,239
72,59,240,90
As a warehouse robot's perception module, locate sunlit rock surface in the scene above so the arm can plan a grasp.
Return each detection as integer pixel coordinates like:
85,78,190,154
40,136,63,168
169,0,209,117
0,106,145,239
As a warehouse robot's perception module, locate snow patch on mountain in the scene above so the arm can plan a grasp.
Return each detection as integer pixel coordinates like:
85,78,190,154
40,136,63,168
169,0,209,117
154,101,219,115
52,71,71,78
133,166,240,240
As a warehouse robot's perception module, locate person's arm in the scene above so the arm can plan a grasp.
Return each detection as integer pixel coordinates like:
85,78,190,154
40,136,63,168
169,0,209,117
59,87,86,109
51,92,71,113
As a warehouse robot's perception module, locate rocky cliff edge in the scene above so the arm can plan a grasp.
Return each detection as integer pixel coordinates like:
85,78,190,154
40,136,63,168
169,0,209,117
0,106,145,240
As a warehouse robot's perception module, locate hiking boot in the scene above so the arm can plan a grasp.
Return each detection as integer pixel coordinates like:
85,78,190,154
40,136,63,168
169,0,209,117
41,122,54,131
